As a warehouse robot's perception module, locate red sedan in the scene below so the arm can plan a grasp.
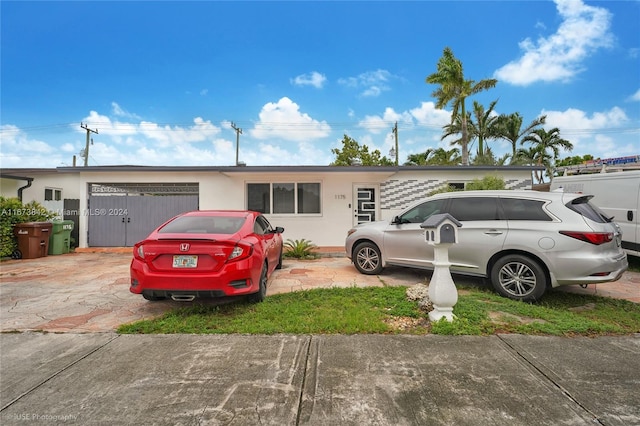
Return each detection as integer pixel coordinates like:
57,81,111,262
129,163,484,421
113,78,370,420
130,210,284,302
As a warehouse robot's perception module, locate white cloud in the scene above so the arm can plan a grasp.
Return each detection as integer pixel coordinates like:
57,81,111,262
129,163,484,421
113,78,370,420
542,106,628,132
358,108,413,134
291,71,327,89
629,89,640,102
249,97,331,141
0,124,62,167
338,69,394,97
138,117,221,146
409,102,451,128
111,102,141,120
540,106,632,158
494,0,613,86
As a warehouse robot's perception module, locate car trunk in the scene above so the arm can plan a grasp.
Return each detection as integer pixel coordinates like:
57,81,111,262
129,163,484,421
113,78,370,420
144,237,239,272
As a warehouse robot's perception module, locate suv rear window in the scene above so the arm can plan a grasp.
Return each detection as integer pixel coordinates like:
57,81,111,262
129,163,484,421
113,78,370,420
501,198,551,221
567,196,609,223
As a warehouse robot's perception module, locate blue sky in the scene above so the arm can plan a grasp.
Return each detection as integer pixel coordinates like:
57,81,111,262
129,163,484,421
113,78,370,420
1,0,639,168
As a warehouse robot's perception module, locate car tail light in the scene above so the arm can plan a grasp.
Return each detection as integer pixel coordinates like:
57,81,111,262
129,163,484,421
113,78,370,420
559,231,613,245
134,244,145,260
227,242,253,262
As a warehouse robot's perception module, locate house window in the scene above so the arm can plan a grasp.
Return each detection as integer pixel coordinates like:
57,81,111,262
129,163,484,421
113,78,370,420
247,182,321,214
44,188,62,201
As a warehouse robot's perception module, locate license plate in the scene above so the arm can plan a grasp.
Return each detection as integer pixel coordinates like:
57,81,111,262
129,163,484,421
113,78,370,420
173,255,198,268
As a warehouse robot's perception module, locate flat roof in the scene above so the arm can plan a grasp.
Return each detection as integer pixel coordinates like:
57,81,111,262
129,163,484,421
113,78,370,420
1,164,544,176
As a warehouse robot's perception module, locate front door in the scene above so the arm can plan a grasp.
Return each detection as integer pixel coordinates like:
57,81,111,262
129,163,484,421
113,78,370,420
353,185,378,226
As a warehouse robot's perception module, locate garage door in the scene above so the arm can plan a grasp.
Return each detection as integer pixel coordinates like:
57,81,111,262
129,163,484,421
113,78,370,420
88,183,199,247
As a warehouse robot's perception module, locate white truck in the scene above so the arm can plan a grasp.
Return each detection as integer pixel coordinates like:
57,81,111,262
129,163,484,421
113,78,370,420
550,170,640,257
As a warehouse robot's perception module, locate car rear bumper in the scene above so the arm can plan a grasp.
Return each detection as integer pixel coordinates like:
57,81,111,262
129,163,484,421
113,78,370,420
129,258,260,297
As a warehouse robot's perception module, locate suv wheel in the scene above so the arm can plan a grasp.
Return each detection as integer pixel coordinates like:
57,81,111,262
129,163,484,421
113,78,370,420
490,254,547,302
353,242,383,275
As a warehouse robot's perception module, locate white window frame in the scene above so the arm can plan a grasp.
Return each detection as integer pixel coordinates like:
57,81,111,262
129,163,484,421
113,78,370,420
45,187,62,201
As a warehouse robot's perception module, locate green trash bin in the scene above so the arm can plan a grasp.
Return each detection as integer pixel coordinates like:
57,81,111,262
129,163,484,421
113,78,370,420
48,220,74,255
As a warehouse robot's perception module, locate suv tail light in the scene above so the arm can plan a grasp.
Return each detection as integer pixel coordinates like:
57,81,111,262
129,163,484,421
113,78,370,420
559,231,613,245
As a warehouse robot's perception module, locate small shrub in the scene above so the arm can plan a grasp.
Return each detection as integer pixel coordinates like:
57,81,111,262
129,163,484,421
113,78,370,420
283,238,319,259
428,184,460,196
0,196,56,258
466,174,506,190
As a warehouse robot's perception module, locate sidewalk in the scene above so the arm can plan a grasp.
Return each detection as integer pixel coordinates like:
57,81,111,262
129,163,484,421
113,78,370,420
1,332,639,425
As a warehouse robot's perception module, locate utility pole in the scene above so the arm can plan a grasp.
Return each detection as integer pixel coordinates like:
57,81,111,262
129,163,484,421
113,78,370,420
231,122,243,166
80,123,98,167
392,121,399,165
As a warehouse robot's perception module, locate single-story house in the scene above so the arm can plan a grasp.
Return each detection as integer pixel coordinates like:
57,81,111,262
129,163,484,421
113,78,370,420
1,165,541,248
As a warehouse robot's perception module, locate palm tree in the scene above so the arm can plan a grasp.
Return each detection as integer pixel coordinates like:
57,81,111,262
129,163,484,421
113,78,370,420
514,146,551,184
522,128,573,183
404,148,434,165
426,47,497,166
441,112,470,153
470,100,500,162
428,147,461,165
494,113,546,162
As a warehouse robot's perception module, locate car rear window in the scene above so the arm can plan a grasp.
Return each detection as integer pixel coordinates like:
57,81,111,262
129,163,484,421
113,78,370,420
566,196,609,223
501,198,551,221
159,216,245,234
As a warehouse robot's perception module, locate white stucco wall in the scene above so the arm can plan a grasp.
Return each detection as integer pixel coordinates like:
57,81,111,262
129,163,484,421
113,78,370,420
3,167,535,248
0,179,21,198
226,170,395,247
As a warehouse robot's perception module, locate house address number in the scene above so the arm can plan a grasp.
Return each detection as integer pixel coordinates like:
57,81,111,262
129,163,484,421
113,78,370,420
334,194,346,200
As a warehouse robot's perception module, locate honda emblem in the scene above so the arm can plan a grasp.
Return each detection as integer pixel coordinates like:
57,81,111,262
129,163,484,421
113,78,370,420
180,243,190,252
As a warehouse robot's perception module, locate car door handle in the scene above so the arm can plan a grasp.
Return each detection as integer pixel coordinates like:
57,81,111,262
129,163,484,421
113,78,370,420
484,230,503,235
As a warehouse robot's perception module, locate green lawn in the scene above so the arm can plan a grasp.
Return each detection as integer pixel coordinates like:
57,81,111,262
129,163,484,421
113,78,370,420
118,285,640,336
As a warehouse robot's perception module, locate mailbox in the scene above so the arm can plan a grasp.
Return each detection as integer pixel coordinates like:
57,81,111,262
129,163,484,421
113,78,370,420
420,213,462,245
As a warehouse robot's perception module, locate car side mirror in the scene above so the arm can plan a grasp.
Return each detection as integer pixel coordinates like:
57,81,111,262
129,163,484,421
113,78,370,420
274,226,285,234
392,216,402,225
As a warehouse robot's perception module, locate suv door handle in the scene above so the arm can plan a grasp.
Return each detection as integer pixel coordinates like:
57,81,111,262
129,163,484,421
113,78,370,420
484,229,503,235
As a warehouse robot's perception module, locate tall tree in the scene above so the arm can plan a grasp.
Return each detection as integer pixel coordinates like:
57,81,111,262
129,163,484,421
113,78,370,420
441,112,469,158
428,147,461,165
404,148,434,165
426,47,497,166
330,134,394,166
494,112,546,163
514,146,551,184
522,128,573,183
469,100,500,163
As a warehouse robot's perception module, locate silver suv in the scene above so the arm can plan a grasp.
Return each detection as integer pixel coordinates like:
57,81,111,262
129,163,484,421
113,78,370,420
345,190,628,302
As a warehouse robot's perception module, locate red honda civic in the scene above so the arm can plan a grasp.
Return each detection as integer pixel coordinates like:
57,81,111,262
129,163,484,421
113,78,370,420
130,210,284,302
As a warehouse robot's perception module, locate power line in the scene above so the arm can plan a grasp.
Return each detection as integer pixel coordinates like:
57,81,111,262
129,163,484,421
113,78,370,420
1,120,638,136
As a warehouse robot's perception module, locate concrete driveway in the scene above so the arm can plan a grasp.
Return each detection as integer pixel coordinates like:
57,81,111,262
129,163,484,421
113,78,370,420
1,251,638,333
0,252,433,332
